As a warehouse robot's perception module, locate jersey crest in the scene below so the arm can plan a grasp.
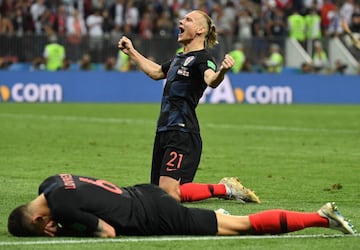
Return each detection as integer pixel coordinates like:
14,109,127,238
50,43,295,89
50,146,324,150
183,56,195,66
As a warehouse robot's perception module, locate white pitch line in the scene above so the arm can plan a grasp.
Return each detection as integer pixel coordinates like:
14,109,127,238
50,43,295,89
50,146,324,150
0,113,154,125
0,234,359,246
0,113,358,134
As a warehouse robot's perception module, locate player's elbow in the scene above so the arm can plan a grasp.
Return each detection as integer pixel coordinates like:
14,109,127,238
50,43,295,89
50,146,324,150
146,71,165,80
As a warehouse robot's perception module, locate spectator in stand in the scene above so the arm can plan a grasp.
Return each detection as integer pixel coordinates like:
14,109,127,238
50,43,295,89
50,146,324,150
66,8,87,62
14,0,35,33
79,53,95,70
12,6,32,37
311,40,329,73
229,42,246,73
343,13,360,57
91,0,105,11
154,10,174,37
303,0,323,12
170,0,181,16
300,61,314,73
275,0,293,10
349,13,360,34
1,0,15,14
327,4,343,37
30,0,47,34
124,0,139,33
305,7,322,41
1,0,15,33
235,8,253,44
153,0,172,17
109,24,124,47
109,0,125,29
40,8,55,35
115,50,130,72
69,0,92,20
0,56,12,70
43,34,66,71
251,7,269,65
262,43,283,73
86,8,104,63
0,12,14,34
305,7,322,53
320,0,336,36
340,0,355,26
30,56,45,71
102,9,115,39
104,56,116,71
139,10,153,39
62,58,71,70
341,17,360,50
211,3,234,60
239,0,261,17
266,7,287,41
287,8,306,48
49,4,67,36
331,59,348,74
177,1,192,22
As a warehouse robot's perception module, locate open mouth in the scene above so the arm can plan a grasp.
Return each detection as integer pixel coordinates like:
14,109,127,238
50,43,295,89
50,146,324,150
178,27,184,34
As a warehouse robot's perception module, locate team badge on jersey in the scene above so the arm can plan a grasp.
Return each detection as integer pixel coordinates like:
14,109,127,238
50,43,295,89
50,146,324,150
183,56,195,66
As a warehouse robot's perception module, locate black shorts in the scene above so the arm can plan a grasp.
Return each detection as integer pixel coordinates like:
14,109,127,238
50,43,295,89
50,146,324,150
151,130,202,185
136,184,218,235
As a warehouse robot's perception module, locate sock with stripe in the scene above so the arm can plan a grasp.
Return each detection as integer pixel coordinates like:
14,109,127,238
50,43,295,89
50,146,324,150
180,183,227,202
248,210,329,234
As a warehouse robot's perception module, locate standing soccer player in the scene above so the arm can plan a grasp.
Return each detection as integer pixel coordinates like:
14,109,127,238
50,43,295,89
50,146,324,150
118,10,259,203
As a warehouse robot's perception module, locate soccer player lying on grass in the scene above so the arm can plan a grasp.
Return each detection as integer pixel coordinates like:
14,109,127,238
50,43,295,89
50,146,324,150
8,174,356,237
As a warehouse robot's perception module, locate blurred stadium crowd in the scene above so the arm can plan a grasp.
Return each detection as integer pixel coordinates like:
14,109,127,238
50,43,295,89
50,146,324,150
0,0,359,73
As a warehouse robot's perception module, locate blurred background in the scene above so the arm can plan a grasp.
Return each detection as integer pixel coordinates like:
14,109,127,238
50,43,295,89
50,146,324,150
0,0,359,74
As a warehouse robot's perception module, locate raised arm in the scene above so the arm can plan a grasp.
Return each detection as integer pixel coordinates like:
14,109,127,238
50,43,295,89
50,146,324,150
204,54,234,88
118,36,165,80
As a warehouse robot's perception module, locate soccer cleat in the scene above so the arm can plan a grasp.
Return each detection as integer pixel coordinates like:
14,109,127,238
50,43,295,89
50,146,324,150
318,202,357,234
219,177,261,203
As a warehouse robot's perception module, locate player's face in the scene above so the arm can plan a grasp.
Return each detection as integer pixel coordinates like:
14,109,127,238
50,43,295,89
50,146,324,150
177,11,205,44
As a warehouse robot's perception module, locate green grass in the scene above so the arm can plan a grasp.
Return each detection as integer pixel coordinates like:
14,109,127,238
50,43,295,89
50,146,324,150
0,103,359,249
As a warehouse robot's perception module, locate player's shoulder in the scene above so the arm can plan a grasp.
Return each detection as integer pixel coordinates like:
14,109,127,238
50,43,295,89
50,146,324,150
191,49,212,59
184,49,214,65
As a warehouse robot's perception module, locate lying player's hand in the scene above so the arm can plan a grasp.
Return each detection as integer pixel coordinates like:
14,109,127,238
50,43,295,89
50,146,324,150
44,220,58,237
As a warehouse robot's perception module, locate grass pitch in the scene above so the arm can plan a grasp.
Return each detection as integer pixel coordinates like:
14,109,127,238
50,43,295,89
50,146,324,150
0,103,359,249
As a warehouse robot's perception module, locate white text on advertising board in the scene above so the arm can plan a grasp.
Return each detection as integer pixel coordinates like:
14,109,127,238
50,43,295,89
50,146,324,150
0,83,63,102
200,76,293,104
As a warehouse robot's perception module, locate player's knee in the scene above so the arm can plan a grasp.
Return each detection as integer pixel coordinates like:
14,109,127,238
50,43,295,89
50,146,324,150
159,178,181,202
166,189,181,202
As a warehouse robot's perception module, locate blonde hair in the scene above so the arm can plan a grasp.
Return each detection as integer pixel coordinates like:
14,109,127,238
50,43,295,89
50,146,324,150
194,10,218,48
